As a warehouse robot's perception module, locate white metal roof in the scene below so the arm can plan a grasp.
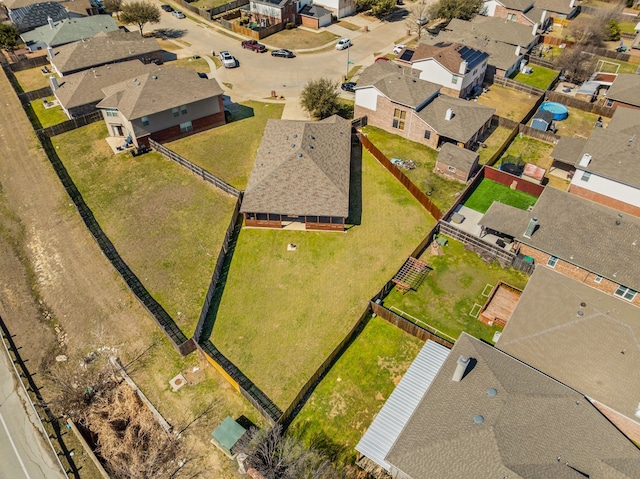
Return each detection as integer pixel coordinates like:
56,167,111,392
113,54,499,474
355,340,450,471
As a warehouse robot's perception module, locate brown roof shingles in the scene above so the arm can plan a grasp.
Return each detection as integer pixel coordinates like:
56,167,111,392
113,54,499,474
416,96,495,143
607,74,640,108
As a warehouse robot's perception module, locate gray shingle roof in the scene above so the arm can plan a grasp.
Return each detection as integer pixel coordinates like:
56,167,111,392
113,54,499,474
96,65,223,119
240,115,351,218
408,42,488,74
50,30,161,74
498,0,534,10
299,4,332,17
384,333,640,479
607,74,640,107
9,2,68,32
416,96,495,143
21,15,118,48
497,266,640,426
436,143,478,171
524,6,547,24
356,61,441,109
535,0,575,14
448,16,537,47
479,187,640,291
550,136,586,163
54,60,157,110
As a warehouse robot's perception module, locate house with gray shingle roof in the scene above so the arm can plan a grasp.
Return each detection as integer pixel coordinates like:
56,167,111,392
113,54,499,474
497,266,640,443
95,66,226,147
8,2,71,33
605,74,640,110
49,30,163,76
357,333,640,478
482,0,569,27
396,42,489,98
479,186,640,306
354,61,494,150
447,16,539,50
435,143,480,182
241,115,352,231
21,15,119,52
51,60,157,118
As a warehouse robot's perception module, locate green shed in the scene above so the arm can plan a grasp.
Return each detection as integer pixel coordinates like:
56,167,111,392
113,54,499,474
211,416,247,458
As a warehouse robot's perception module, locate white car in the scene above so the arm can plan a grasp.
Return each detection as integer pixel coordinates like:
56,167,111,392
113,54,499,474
393,44,406,54
172,10,186,18
218,51,238,68
335,38,351,50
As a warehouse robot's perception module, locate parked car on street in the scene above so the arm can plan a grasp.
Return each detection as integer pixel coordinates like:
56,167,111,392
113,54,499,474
341,81,356,92
335,38,351,50
271,49,295,58
218,51,238,68
161,4,173,12
172,10,186,18
393,44,406,54
241,39,267,52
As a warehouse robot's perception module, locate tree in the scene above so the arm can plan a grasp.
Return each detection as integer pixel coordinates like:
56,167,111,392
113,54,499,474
354,0,395,17
405,0,432,40
300,78,340,120
555,46,597,83
0,24,20,52
103,0,123,20
605,19,621,41
428,0,484,21
120,1,160,36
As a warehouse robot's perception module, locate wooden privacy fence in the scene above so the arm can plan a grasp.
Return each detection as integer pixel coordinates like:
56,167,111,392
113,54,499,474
35,111,103,138
7,55,50,71
485,123,519,167
544,90,616,117
18,86,53,104
518,123,560,143
492,76,545,96
361,134,443,220
209,0,248,17
150,139,241,198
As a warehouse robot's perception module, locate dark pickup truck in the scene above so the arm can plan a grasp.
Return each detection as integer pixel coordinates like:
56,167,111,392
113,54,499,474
241,39,267,53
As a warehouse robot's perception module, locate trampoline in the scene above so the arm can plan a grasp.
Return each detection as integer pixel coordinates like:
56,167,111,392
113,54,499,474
540,102,569,120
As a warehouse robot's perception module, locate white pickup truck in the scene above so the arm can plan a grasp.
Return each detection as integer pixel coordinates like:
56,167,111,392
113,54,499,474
218,51,238,69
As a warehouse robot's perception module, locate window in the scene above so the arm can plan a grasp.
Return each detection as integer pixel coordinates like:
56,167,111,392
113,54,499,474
141,116,149,126
594,275,603,283
451,75,458,84
172,107,179,117
181,105,187,115
581,171,591,182
424,130,431,140
614,285,637,301
106,108,118,117
507,13,516,21
447,166,456,173
180,121,193,133
547,256,558,268
393,108,406,130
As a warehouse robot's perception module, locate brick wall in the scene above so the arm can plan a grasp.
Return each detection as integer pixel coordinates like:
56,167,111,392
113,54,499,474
518,244,640,307
494,5,533,26
435,160,469,182
609,100,640,111
591,400,640,444
568,183,640,218
147,109,225,145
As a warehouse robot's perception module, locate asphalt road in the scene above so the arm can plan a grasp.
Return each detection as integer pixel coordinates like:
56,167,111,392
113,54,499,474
0,348,65,479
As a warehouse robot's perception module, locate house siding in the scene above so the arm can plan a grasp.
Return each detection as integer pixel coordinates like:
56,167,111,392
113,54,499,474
607,99,640,111
591,400,640,443
517,244,640,307
569,183,640,218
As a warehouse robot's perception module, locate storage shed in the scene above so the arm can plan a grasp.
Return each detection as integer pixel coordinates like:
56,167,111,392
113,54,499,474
210,416,247,458
435,143,480,182
530,109,554,131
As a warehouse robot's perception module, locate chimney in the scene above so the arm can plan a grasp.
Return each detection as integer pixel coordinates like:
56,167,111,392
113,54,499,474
445,108,454,121
523,217,538,238
532,22,539,36
459,60,468,75
48,16,55,29
47,46,54,59
49,75,59,90
515,45,521,57
452,355,470,382
540,10,547,26
579,153,591,167
570,0,575,8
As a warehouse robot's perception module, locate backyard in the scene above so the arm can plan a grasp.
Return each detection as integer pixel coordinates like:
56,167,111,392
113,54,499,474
463,178,538,214
554,106,606,139
210,150,436,409
475,84,539,122
383,237,530,344
498,134,555,166
51,122,238,336
27,96,67,128
168,101,284,189
511,64,559,90
12,66,51,92
289,316,423,467
478,125,514,165
362,125,466,213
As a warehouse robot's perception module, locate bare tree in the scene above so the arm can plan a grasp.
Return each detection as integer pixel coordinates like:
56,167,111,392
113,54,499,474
555,46,598,83
404,0,431,40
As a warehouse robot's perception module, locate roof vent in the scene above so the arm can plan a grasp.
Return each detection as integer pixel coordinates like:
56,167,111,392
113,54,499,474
487,388,498,397
297,152,303,158
309,145,314,149
152,75,157,80
451,355,470,382
291,144,295,148
132,78,137,82
293,134,298,138
473,415,484,424
616,213,623,226
523,217,538,238
445,108,454,121
309,134,315,140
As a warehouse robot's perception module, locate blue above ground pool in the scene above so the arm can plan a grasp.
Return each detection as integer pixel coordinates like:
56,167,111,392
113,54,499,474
539,101,569,120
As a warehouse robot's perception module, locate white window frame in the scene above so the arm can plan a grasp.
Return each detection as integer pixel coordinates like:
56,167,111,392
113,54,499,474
181,105,188,115
172,107,180,117
447,165,456,173
106,108,118,117
614,285,637,301
547,256,558,268
581,171,591,182
141,116,149,126
507,13,516,22
594,275,603,283
180,121,193,133
452,75,458,84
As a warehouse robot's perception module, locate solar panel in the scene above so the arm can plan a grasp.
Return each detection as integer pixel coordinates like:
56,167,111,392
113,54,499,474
399,49,414,62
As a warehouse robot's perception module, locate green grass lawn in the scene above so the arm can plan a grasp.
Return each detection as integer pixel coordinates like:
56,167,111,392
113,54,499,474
464,178,538,213
478,126,514,165
13,67,51,92
27,96,67,128
210,150,435,409
593,55,640,74
499,135,555,165
167,101,284,189
555,106,606,139
383,238,530,344
173,56,212,72
511,65,559,90
289,316,423,467
51,123,238,336
266,29,339,50
362,125,465,213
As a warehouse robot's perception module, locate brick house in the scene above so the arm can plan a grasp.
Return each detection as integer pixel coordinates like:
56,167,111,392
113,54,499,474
49,30,163,76
479,186,640,307
96,66,226,147
551,107,640,217
605,74,640,110
241,115,351,231
497,266,640,443
396,42,488,98
354,61,494,150
482,0,576,27
446,16,540,51
248,0,299,27
435,143,480,182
